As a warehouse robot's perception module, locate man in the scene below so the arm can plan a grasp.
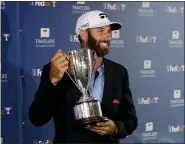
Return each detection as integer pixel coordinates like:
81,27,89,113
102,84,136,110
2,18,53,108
29,10,138,143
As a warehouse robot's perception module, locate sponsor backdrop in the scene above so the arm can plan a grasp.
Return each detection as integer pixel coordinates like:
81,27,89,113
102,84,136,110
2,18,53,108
1,1,184,144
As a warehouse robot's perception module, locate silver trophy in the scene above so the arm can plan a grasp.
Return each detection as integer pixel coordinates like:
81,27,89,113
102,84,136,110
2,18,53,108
65,48,107,125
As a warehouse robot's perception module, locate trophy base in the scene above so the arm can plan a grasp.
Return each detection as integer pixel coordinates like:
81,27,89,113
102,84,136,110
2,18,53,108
77,116,108,125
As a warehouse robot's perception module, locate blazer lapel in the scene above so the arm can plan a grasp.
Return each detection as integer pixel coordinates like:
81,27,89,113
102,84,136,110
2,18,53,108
101,58,114,111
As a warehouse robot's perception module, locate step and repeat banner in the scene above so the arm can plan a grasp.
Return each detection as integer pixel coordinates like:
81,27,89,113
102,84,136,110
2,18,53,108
1,1,184,144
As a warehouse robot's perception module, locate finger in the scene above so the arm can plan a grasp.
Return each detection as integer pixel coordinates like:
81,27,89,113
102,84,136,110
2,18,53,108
68,58,74,69
96,121,110,127
57,60,69,68
88,125,109,131
69,62,74,68
60,65,69,72
58,65,68,77
103,117,109,120
56,61,67,70
63,65,69,73
62,60,69,67
53,56,67,66
51,50,64,62
89,128,107,135
64,53,70,60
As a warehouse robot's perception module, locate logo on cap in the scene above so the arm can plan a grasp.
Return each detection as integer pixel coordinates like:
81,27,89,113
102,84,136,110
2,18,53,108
81,23,89,28
99,13,108,19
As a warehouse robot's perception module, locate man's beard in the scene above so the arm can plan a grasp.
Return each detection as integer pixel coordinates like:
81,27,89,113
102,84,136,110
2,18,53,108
87,32,110,57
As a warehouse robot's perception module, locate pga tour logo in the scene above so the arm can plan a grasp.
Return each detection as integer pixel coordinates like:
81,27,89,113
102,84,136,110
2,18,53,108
136,36,157,43
1,33,10,41
1,107,12,115
165,5,184,13
103,3,126,11
169,31,183,48
140,60,155,78
170,90,184,107
35,28,55,48
142,122,157,141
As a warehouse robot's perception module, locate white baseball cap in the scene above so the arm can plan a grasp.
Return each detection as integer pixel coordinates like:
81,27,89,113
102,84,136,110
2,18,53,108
75,10,122,35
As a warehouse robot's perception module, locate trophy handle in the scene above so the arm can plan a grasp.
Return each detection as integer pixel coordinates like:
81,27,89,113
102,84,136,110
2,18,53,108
63,52,80,90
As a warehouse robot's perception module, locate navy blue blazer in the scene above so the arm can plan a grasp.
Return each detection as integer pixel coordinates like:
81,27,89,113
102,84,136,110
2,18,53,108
29,58,138,144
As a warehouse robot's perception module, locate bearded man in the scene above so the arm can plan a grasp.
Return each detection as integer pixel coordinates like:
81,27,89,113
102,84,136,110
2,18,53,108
29,10,138,144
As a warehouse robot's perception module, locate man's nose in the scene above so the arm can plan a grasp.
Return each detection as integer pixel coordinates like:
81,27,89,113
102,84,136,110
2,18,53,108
102,32,111,40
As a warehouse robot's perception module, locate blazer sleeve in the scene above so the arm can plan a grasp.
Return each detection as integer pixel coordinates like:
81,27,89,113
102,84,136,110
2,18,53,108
29,64,58,126
114,68,138,139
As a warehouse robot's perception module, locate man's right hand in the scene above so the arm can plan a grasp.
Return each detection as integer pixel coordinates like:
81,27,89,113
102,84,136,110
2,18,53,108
49,49,69,85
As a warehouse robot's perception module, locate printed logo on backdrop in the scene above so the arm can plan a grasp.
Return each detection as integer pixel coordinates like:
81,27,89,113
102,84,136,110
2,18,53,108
30,1,57,7
0,137,2,144
69,33,79,42
170,90,184,107
32,68,42,76
102,2,126,11
138,97,159,105
72,1,90,14
1,73,8,83
0,1,5,10
111,30,124,48
34,140,53,144
138,2,154,16
168,31,183,48
168,125,185,133
1,33,11,41
166,64,184,72
35,28,55,48
1,107,12,115
165,5,184,13
142,122,158,141
136,35,157,43
140,60,155,78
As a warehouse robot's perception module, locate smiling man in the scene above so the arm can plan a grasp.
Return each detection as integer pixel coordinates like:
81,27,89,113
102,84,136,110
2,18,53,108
29,10,138,144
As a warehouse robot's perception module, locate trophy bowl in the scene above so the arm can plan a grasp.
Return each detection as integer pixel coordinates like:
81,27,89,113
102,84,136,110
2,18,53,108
74,97,108,125
65,48,108,125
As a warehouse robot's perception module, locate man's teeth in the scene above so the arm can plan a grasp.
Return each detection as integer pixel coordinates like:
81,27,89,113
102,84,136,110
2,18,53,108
100,43,107,46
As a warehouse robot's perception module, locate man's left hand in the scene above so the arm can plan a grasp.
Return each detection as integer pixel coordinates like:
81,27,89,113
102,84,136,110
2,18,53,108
86,117,117,136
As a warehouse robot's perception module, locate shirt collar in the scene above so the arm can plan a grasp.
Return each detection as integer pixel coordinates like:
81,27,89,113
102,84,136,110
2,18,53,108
92,63,104,78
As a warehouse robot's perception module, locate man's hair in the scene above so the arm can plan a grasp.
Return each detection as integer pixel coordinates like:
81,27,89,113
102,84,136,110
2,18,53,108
78,35,82,44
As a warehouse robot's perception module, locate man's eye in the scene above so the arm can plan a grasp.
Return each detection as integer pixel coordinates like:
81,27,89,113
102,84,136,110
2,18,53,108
98,29,104,33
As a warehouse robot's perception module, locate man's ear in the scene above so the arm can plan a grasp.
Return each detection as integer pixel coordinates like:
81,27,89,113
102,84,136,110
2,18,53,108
79,30,88,43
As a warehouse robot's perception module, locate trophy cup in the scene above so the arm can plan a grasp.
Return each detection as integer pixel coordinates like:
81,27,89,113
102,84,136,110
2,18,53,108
65,48,108,125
